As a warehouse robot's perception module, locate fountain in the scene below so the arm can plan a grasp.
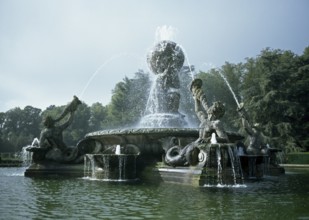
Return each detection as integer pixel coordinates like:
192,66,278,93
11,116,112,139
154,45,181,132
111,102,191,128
139,40,187,128
24,39,284,185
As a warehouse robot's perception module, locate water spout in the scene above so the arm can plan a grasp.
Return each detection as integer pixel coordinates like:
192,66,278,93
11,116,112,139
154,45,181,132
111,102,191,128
115,145,121,155
210,133,217,144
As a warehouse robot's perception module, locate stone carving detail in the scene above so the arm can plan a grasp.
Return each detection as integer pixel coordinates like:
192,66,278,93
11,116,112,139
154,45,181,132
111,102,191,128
190,78,228,143
237,103,269,155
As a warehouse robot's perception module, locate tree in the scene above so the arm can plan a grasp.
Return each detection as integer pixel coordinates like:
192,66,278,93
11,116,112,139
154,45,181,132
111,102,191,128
106,70,151,128
0,106,42,152
88,102,108,131
240,48,308,151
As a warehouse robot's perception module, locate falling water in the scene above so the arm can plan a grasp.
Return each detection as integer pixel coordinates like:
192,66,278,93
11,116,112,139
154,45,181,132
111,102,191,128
227,146,237,184
20,146,32,167
84,154,96,178
119,156,125,180
20,137,39,167
84,154,137,181
103,155,110,179
216,146,223,185
203,144,244,186
218,71,241,108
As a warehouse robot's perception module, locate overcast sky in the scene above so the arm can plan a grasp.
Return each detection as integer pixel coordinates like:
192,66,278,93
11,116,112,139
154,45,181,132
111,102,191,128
0,0,308,112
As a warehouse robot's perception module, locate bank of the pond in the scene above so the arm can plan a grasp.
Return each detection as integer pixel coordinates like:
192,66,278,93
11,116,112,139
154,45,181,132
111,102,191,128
0,152,23,167
280,164,309,168
0,160,22,167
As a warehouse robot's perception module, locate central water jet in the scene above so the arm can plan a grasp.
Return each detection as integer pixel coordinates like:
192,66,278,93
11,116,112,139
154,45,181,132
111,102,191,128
139,40,187,128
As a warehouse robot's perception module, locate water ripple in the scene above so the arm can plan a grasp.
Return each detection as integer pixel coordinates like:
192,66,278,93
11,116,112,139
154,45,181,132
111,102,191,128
0,167,308,219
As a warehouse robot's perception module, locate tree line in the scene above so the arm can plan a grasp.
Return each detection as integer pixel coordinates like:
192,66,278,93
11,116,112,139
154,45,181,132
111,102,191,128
0,47,308,153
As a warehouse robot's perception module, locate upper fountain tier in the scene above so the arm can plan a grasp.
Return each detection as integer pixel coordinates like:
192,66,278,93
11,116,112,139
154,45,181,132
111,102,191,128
139,40,187,128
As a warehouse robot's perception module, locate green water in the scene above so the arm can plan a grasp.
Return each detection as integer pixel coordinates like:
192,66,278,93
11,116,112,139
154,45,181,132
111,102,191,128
0,167,308,220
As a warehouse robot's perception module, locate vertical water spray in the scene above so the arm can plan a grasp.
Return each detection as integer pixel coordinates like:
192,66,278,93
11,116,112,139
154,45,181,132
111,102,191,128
139,39,188,127
155,25,178,42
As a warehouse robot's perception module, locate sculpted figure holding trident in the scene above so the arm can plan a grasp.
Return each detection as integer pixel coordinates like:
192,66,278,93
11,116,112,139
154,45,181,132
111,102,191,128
237,103,268,155
189,78,229,143
165,78,229,167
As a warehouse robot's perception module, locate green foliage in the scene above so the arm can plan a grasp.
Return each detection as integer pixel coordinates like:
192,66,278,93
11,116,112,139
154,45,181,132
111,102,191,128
286,152,309,164
240,47,309,151
105,70,151,128
195,47,308,152
0,106,42,152
88,102,107,131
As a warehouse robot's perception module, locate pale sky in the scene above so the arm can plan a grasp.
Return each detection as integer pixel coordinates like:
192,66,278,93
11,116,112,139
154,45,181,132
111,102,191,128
0,0,308,112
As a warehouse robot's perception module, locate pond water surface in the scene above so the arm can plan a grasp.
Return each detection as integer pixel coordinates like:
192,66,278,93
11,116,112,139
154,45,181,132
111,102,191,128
0,167,308,219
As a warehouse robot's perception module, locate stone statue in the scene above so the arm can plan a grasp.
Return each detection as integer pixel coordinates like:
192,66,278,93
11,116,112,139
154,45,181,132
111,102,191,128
140,40,187,127
237,103,268,155
146,40,184,115
164,78,230,167
54,95,81,122
27,96,82,162
190,78,229,143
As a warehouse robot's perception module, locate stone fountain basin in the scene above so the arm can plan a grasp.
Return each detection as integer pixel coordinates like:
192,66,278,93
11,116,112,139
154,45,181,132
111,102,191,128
77,128,244,156
79,128,199,155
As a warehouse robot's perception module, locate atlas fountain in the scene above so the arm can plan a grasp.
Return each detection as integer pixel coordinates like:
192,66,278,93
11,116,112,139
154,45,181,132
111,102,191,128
25,39,284,186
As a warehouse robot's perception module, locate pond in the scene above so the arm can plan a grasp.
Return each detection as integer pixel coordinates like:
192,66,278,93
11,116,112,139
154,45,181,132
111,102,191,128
0,167,308,219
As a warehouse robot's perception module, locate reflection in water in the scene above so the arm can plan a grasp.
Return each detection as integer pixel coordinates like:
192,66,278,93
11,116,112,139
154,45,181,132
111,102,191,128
0,168,308,219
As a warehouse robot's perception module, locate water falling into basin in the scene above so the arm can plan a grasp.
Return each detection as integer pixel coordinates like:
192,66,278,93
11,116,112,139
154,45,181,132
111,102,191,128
84,153,138,181
201,144,244,186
